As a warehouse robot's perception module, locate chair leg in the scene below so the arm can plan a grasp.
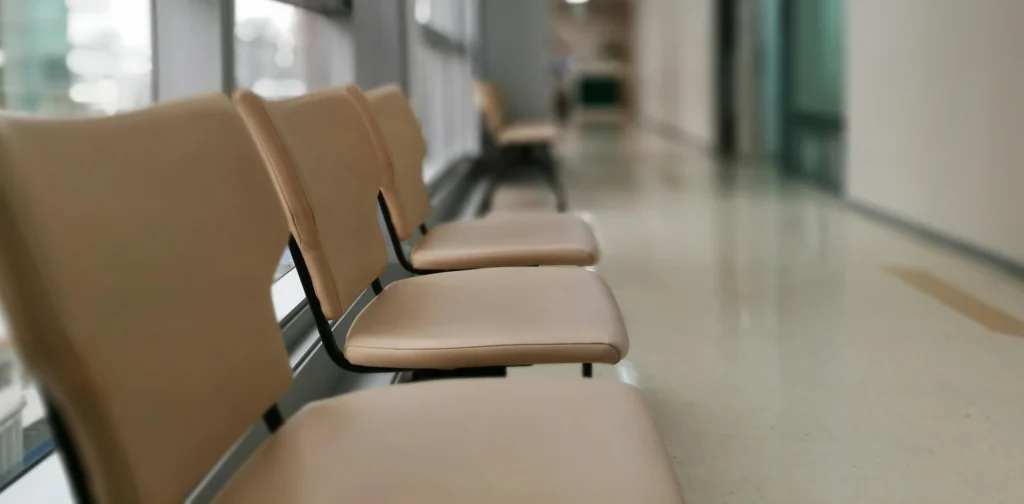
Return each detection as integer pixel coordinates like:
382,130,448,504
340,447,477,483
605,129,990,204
481,154,510,215
531,146,568,212
582,363,593,378
495,144,568,212
545,164,569,212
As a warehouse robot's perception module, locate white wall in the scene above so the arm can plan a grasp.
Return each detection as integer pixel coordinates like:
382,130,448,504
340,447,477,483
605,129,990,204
847,0,1024,264
634,0,716,146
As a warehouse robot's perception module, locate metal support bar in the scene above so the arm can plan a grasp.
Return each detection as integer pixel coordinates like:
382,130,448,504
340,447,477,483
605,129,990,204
262,404,284,433
535,145,569,213
288,237,403,373
288,236,517,378
377,192,443,275
44,396,93,504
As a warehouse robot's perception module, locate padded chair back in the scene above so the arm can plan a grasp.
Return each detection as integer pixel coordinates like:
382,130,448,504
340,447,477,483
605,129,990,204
0,95,293,504
235,88,389,319
347,85,432,241
475,81,506,137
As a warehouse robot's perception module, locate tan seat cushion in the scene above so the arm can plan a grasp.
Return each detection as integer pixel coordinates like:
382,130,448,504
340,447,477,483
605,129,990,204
411,212,599,270
497,121,559,146
214,378,685,504
343,267,627,369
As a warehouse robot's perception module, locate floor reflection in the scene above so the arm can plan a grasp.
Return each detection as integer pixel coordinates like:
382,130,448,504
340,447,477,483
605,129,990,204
510,120,1024,503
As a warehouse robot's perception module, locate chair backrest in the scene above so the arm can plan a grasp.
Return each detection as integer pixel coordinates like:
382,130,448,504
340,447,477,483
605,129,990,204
475,80,506,137
0,95,293,504
235,88,389,319
347,84,433,241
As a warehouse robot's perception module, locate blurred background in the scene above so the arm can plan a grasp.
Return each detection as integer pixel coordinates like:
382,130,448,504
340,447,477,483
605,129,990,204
3,0,1024,502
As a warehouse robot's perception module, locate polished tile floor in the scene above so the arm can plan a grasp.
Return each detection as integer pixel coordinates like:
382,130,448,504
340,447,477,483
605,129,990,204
507,123,1024,503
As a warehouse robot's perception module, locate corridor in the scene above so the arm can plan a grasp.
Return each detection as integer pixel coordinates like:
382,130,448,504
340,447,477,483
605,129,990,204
525,124,1024,503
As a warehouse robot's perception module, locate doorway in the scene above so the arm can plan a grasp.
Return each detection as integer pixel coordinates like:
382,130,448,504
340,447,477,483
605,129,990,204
780,0,845,193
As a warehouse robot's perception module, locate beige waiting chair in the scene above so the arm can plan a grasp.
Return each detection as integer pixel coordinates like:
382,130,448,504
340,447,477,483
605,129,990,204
0,94,685,503
234,88,624,378
475,80,568,211
352,84,597,273
476,80,559,147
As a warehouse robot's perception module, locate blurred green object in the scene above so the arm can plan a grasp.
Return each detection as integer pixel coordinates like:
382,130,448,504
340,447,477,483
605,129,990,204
578,76,620,108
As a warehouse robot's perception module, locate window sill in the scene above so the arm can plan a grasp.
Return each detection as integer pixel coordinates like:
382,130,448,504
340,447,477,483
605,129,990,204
0,453,68,504
423,159,449,187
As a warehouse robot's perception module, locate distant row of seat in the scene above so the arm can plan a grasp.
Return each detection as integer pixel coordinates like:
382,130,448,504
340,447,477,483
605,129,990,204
0,84,685,502
475,80,569,211
239,85,618,376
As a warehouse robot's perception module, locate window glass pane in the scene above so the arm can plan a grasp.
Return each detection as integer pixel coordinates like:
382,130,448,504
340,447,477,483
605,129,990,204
0,0,152,490
275,248,294,282
407,0,479,180
0,0,152,115
235,0,308,99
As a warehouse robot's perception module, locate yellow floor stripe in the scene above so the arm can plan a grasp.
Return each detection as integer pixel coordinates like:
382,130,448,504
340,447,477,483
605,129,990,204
887,266,1024,336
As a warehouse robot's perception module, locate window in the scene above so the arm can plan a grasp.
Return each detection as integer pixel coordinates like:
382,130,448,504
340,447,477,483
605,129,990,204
0,0,152,115
407,0,480,182
0,0,152,490
235,0,308,99
235,0,355,100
